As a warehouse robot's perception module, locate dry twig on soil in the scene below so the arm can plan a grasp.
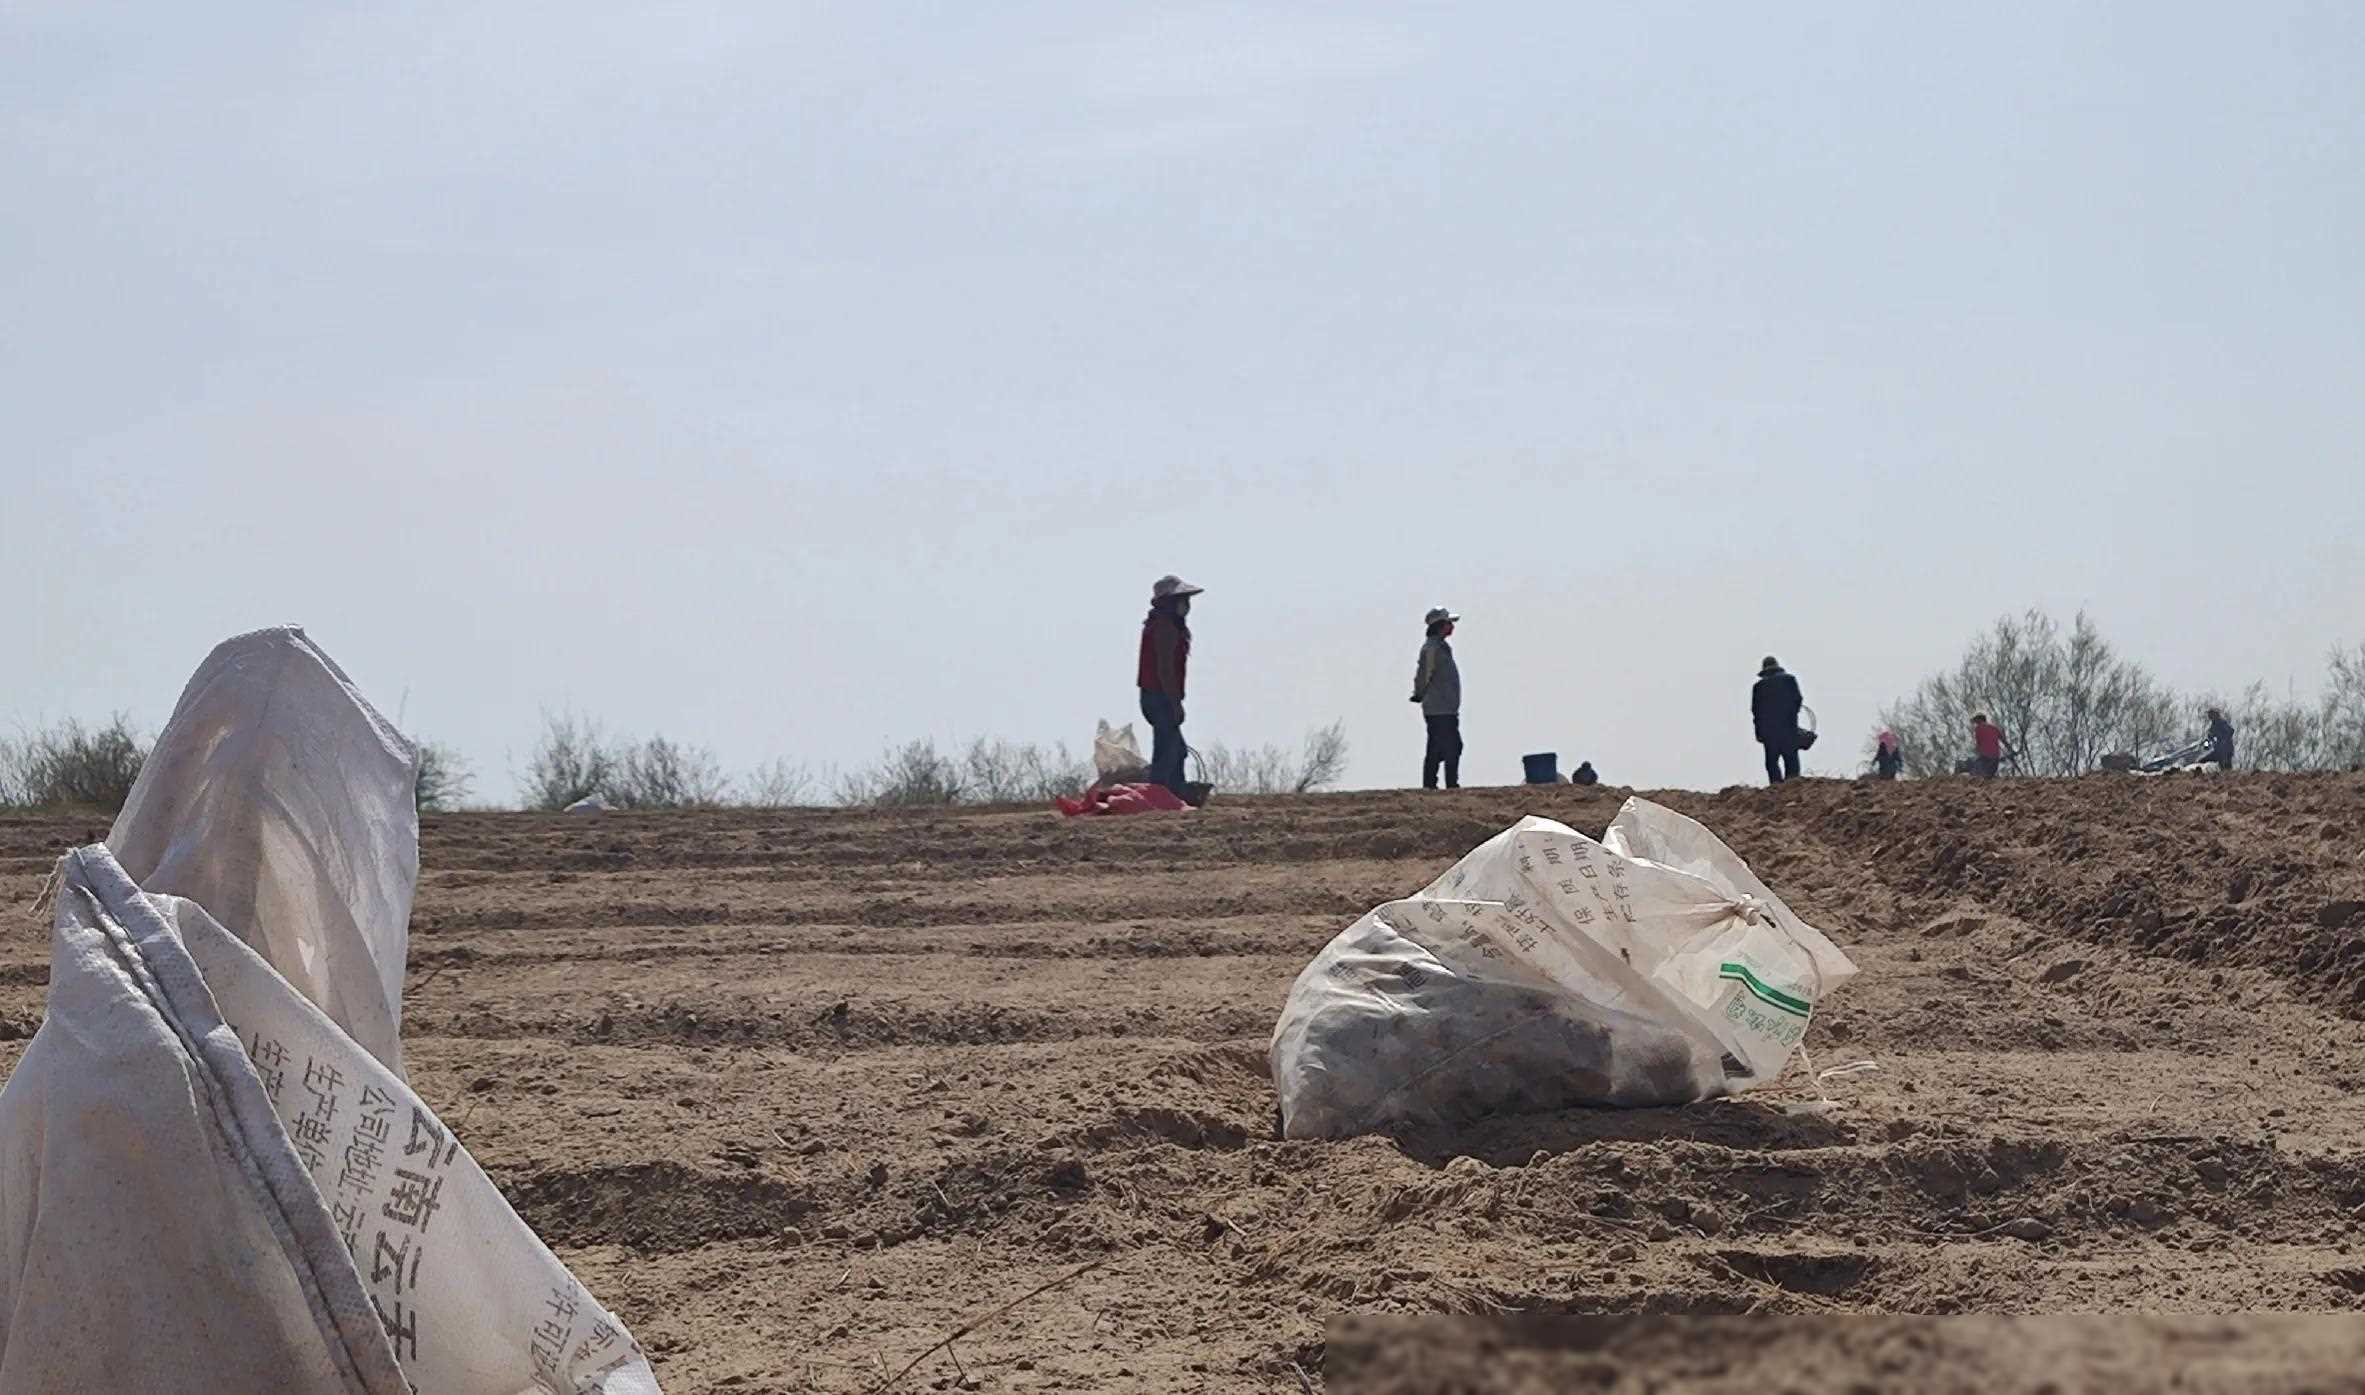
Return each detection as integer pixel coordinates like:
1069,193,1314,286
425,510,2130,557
867,1259,1108,1393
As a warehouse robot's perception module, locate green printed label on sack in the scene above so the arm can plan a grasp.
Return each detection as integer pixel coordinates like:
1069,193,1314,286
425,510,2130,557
1717,960,1810,1049
1718,961,1811,1017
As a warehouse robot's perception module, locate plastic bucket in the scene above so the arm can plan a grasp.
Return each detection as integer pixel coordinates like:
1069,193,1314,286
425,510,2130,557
1522,753,1561,784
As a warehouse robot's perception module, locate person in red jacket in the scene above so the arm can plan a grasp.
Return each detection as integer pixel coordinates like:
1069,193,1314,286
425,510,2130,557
1970,713,2014,778
1138,575,1202,797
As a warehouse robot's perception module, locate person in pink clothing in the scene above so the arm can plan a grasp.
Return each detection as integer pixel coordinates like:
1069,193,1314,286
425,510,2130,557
1970,714,2014,778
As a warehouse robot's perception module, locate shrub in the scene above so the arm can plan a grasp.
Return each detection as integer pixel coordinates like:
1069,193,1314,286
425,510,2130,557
836,739,968,807
960,737,1092,804
519,714,725,811
413,741,475,812
612,735,728,809
1197,721,1350,795
0,716,149,812
736,758,820,808
831,737,1092,807
521,712,617,811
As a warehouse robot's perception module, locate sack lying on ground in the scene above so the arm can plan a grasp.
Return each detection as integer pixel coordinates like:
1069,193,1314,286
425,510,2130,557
0,627,658,1394
1270,798,1856,1140
1093,720,1149,785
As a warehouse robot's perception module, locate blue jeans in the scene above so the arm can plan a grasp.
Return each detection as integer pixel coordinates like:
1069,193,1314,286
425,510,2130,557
1140,690,1186,796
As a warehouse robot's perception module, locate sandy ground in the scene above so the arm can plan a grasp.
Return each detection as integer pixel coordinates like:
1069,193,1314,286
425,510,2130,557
4,773,2365,1393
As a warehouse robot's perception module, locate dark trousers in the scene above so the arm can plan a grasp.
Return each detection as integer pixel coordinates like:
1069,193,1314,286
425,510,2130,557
1972,755,2001,778
1763,740,1801,785
1423,714,1463,789
1140,690,1186,796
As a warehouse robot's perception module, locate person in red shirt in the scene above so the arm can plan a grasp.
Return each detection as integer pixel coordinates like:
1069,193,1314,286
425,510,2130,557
1138,575,1202,797
1970,713,2014,778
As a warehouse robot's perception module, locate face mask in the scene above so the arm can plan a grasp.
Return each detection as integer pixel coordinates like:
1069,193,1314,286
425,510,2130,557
1175,597,1191,618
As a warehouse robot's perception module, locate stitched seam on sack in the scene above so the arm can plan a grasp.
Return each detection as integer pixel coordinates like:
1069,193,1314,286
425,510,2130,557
73,878,384,1395
69,859,397,1395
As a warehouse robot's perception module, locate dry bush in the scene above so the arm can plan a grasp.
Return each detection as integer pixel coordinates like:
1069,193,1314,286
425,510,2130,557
1881,611,2181,777
736,758,820,808
834,737,1093,807
962,737,1091,803
2209,685,2325,773
611,735,728,809
521,712,618,811
2326,642,2365,770
0,715,149,812
1198,721,1350,795
836,739,966,807
413,741,475,812
520,714,725,810
1884,614,2365,776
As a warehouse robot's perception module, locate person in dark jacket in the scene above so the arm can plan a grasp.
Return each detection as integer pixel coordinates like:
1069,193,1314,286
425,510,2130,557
1410,606,1463,789
1752,656,1805,785
1572,761,1599,787
1873,729,1904,780
2205,707,2236,770
1138,575,1202,798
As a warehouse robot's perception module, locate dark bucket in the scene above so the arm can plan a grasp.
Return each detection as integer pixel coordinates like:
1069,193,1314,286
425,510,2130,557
1522,753,1561,784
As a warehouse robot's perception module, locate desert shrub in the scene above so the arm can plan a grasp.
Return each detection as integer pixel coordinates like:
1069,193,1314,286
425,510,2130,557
1884,614,2365,776
736,758,820,808
2326,642,2365,770
611,735,728,809
2205,685,2326,773
1881,611,2181,777
835,739,968,807
0,716,148,812
520,714,725,811
961,737,1091,803
1198,721,1350,795
521,712,617,811
832,737,1094,807
413,741,475,812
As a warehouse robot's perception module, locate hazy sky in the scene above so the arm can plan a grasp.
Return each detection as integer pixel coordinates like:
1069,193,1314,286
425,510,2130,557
6,2,2361,800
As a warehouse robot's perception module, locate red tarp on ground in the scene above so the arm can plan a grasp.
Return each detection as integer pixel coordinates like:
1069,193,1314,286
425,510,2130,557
1055,783,1191,818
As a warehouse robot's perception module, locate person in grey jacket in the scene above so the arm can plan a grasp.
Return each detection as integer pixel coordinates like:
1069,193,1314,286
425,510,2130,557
1411,606,1463,789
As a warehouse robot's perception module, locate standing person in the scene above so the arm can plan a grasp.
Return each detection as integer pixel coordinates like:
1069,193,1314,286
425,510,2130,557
1874,729,1904,780
1138,575,1202,798
1752,656,1805,785
1970,713,2014,778
1411,606,1463,790
2205,707,2236,770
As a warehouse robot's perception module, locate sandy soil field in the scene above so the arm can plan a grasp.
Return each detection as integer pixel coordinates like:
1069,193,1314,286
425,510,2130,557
5,773,2365,1392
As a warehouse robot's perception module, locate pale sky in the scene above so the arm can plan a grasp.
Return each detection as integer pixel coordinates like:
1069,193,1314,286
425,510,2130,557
6,2,2361,800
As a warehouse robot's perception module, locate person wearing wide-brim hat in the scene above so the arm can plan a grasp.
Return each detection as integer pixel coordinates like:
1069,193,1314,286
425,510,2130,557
1411,606,1463,790
1138,575,1203,798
